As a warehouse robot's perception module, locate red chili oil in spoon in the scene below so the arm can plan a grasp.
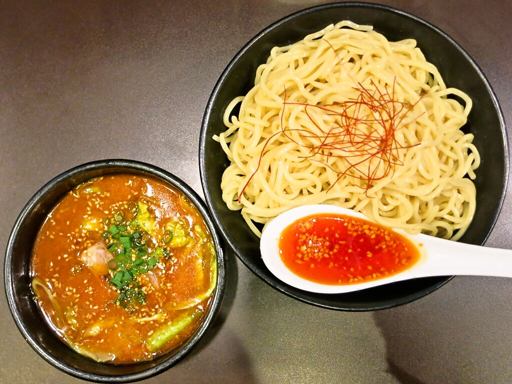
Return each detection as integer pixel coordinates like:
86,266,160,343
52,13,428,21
279,213,420,285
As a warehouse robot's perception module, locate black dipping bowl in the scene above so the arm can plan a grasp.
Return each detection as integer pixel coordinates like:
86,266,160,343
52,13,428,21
199,2,508,311
4,159,225,382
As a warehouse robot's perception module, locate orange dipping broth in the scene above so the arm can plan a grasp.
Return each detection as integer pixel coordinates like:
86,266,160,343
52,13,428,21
31,174,217,364
279,213,420,285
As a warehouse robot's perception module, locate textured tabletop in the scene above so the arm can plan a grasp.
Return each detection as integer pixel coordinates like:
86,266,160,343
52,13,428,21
1,1,512,383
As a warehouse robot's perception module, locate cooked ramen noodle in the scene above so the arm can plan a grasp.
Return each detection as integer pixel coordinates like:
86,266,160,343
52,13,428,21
215,20,480,240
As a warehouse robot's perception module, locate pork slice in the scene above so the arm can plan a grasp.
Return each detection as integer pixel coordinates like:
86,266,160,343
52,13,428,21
80,242,113,276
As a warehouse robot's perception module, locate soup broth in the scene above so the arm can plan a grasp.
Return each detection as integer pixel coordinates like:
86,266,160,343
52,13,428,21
31,174,217,364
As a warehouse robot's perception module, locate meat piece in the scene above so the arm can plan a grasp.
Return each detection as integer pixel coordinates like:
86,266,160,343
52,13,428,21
80,242,113,276
147,271,160,289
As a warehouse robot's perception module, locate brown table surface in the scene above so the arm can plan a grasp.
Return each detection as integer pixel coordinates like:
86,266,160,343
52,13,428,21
2,1,512,383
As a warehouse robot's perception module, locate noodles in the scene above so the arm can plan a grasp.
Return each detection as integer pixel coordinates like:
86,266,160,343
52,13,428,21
215,21,480,240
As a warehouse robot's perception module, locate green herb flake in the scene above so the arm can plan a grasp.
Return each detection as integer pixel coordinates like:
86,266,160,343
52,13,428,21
147,256,158,269
119,236,131,252
111,271,124,288
108,225,119,235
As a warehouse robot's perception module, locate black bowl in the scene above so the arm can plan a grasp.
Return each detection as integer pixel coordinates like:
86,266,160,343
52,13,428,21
4,159,226,382
199,2,508,311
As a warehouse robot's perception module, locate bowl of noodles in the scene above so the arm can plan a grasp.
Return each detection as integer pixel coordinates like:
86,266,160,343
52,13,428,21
199,2,507,310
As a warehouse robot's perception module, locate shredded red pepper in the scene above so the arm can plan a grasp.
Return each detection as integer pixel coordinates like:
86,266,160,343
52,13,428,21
237,79,423,202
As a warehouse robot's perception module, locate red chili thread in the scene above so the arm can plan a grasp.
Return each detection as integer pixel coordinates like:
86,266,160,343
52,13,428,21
236,79,422,202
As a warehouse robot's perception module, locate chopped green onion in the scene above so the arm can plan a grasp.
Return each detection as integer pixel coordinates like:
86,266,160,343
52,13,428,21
119,236,131,252
147,256,157,268
111,271,124,288
133,258,145,266
108,225,119,235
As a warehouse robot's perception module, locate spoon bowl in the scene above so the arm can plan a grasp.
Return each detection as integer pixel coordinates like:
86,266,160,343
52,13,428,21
260,205,512,294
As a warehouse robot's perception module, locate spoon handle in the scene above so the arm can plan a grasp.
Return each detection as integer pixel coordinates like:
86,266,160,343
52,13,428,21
416,235,512,278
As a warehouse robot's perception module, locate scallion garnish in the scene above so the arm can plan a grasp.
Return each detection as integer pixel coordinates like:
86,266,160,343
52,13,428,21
102,202,171,311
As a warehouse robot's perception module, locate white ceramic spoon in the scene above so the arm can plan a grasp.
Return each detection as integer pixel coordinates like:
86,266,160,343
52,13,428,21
260,204,512,294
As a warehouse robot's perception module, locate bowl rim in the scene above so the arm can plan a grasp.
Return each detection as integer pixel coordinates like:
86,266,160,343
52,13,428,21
199,1,509,311
4,158,226,382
